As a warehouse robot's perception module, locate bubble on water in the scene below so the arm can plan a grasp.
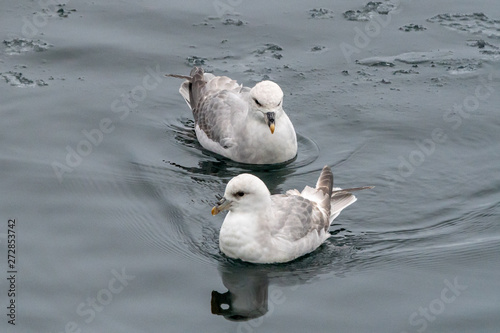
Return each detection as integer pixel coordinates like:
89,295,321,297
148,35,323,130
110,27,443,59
343,1,399,22
1,71,48,87
310,45,326,52
427,13,500,39
222,18,245,26
55,4,77,18
185,55,208,67
253,43,283,60
308,8,334,19
399,24,427,32
3,38,52,55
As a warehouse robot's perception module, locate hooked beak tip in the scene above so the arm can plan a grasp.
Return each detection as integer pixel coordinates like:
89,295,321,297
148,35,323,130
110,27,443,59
269,123,275,134
212,197,230,215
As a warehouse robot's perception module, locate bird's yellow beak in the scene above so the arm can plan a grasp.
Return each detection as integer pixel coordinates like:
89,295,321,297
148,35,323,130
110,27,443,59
269,123,275,134
211,197,232,215
266,112,276,134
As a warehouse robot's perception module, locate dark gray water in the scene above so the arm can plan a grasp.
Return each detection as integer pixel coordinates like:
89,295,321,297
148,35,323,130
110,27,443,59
1,1,499,332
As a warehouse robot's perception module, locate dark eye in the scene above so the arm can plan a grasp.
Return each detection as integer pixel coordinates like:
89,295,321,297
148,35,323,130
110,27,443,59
277,100,281,106
235,191,245,197
253,98,262,107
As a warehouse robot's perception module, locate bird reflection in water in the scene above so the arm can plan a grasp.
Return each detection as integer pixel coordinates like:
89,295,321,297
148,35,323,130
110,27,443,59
210,239,357,321
211,266,269,321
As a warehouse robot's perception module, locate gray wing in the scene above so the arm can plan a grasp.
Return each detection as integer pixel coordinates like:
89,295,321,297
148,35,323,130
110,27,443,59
270,195,329,242
168,67,251,149
180,67,248,148
195,90,248,148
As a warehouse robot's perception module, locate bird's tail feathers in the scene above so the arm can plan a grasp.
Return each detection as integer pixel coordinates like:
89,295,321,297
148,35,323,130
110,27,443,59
316,166,333,197
188,67,205,112
329,189,357,223
329,186,373,223
165,67,206,111
299,166,333,219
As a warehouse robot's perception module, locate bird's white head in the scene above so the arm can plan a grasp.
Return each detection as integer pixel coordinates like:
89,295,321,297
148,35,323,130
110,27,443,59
249,81,284,134
211,174,271,215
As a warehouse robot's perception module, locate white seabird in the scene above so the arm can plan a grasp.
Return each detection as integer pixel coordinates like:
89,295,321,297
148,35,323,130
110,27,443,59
166,67,297,164
212,166,373,263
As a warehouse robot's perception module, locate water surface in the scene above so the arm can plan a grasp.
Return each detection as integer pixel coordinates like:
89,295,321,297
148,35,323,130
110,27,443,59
1,0,499,332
